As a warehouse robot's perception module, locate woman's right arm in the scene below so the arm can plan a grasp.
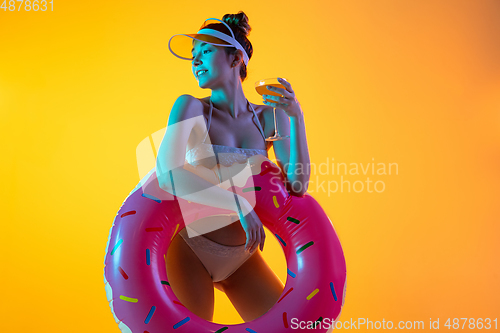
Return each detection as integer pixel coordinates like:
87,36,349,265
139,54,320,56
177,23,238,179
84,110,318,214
155,95,253,218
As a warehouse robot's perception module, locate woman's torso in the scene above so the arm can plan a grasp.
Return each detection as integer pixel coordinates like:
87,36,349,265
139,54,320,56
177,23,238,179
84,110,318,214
184,96,271,246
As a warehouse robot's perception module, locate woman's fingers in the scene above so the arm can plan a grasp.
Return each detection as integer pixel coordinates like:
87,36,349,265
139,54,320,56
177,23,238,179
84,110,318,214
252,228,261,253
259,227,266,251
245,231,252,252
246,228,256,252
262,94,288,104
277,77,295,94
252,228,258,251
242,212,265,252
245,229,252,251
250,228,258,253
266,85,293,98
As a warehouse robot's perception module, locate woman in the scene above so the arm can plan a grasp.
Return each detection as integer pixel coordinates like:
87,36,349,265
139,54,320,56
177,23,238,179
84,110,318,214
158,11,310,322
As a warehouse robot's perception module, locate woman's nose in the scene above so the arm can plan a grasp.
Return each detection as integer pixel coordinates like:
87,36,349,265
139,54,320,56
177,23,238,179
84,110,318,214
192,54,202,65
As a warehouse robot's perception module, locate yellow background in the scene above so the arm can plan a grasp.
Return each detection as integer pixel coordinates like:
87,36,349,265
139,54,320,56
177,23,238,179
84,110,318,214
1,0,499,331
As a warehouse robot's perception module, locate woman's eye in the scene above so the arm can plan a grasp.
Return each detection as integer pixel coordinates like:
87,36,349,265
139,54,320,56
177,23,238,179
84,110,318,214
191,49,210,60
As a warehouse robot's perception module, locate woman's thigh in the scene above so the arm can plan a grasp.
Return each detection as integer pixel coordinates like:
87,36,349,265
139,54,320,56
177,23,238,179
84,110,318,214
217,251,285,322
166,233,215,321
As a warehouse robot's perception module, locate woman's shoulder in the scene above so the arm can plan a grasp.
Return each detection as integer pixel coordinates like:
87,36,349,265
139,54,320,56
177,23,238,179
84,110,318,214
169,94,205,123
174,94,204,108
251,102,274,124
246,100,270,116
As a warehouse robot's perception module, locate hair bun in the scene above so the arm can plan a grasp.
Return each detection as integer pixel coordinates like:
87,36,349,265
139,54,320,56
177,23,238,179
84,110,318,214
222,11,251,36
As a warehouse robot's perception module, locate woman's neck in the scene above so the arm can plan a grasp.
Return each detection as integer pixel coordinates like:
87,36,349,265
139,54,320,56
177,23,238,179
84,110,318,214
210,82,248,119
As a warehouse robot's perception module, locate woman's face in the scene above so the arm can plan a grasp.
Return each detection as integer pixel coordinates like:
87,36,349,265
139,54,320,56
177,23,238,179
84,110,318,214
191,40,234,88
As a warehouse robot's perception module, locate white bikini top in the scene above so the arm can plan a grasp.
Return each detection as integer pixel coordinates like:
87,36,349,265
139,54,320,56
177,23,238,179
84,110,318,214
185,99,268,169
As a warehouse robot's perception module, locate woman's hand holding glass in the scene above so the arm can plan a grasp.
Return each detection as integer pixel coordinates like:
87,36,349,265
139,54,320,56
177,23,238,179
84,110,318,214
262,77,303,119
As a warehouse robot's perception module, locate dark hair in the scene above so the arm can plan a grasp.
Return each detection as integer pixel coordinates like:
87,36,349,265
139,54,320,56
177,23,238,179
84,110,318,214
204,11,253,82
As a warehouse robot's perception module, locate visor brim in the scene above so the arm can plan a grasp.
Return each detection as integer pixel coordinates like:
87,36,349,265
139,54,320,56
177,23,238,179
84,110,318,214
168,33,233,61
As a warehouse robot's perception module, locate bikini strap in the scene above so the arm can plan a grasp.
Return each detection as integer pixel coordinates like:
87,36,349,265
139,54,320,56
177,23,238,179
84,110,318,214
202,99,214,143
247,99,267,141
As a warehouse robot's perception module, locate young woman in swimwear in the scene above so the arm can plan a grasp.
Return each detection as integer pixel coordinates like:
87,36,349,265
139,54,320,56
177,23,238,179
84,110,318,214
157,11,311,322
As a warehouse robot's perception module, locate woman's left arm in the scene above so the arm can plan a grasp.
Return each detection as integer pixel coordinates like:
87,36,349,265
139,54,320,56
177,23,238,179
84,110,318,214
263,78,310,196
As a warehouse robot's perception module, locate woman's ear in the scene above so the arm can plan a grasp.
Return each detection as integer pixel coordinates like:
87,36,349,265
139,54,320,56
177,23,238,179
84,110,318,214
231,50,244,68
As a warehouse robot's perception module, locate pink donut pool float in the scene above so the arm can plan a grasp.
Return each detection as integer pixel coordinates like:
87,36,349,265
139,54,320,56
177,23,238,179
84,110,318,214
104,154,346,332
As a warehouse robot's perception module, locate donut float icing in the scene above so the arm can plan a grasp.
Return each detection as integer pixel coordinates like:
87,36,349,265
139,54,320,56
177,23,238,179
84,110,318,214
104,154,346,332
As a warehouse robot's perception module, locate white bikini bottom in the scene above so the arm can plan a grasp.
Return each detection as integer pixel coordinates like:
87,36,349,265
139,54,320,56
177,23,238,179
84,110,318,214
179,215,257,283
